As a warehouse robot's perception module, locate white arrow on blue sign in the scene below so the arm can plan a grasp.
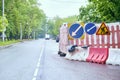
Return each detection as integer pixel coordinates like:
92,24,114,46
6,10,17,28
85,23,97,35
69,23,84,39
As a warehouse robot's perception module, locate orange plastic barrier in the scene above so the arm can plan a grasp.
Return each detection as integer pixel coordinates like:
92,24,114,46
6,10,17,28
86,48,109,64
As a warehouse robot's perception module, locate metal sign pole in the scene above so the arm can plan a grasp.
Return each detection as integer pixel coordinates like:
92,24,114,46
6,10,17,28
2,0,5,42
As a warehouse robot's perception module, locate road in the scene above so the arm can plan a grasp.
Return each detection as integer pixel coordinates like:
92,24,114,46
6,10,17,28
0,39,45,80
0,39,120,80
39,39,120,80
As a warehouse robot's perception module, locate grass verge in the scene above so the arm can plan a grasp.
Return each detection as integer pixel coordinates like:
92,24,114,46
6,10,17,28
0,40,21,46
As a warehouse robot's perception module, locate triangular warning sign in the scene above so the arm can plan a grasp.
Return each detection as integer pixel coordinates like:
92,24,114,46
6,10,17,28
96,22,110,35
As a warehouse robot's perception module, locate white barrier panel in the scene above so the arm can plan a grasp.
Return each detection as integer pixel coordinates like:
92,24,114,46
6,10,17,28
65,47,89,61
64,45,72,59
106,48,120,65
59,24,69,54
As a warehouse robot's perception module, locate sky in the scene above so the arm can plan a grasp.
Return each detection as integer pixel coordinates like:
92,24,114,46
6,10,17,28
39,0,88,18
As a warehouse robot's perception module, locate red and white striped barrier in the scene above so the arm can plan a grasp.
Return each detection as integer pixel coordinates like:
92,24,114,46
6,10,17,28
65,47,120,65
69,22,120,48
59,22,120,65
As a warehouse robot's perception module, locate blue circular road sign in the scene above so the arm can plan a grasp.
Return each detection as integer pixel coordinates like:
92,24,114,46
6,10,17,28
85,23,97,35
69,23,84,39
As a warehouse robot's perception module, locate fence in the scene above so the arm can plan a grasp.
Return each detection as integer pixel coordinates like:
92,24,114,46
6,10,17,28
69,22,120,48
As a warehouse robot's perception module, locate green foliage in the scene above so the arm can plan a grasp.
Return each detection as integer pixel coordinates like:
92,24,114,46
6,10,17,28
45,15,78,36
78,0,120,22
0,0,46,40
63,15,78,24
53,17,63,35
0,39,20,46
0,16,8,32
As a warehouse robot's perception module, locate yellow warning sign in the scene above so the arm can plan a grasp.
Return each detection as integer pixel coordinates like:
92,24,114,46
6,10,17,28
80,34,85,40
68,34,74,40
80,22,85,27
80,22,85,40
67,23,71,28
96,22,110,35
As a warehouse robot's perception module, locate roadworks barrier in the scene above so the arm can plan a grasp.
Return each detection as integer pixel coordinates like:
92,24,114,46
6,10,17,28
86,48,109,64
59,22,120,66
106,48,120,65
65,46,89,61
65,47,120,66
65,47,110,65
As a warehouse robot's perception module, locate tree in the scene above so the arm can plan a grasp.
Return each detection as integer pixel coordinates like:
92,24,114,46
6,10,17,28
0,0,46,40
45,15,78,37
78,0,120,22
63,15,78,24
0,16,8,32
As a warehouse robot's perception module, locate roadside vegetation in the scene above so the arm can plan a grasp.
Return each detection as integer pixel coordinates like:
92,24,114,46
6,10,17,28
0,0,120,45
46,0,120,36
78,0,120,23
0,40,20,46
0,0,46,41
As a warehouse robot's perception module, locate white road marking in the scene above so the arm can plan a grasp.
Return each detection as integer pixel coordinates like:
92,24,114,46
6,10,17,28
32,77,36,80
37,62,40,67
38,58,41,62
32,45,45,80
34,68,39,77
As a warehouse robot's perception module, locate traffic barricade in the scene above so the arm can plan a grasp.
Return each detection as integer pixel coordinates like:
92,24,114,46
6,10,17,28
86,48,109,64
95,54,104,63
106,49,120,65
69,22,120,48
58,23,69,57
58,22,120,66
65,46,89,61
86,48,94,62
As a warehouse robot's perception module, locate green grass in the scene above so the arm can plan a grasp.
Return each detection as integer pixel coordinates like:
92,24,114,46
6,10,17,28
0,40,21,46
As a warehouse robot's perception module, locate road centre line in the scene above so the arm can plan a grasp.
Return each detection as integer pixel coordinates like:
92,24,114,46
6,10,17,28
34,68,39,77
37,62,40,67
32,45,45,80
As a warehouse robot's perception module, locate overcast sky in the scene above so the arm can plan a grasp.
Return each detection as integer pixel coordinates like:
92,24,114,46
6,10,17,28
39,0,88,18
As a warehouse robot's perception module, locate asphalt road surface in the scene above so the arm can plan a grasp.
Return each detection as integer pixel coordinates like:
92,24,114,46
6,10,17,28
0,39,120,80
39,39,120,80
0,39,45,80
